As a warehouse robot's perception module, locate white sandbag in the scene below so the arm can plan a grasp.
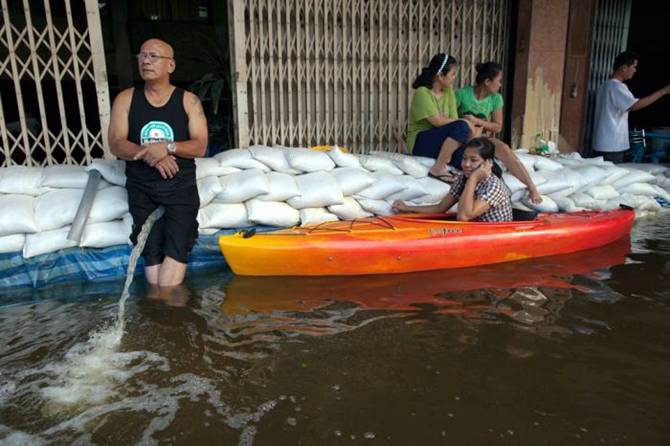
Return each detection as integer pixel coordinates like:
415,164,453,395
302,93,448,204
0,194,38,236
620,182,662,197
615,193,660,212
250,146,300,174
299,208,339,226
358,155,404,175
572,166,610,189
584,184,619,200
89,186,129,222
256,172,300,201
214,148,270,171
195,158,240,179
23,226,77,258
522,195,559,213
515,153,536,172
512,201,534,212
571,192,607,210
87,159,126,186
552,196,583,212
197,176,223,207
413,176,452,204
533,156,563,172
511,189,527,203
651,184,670,201
611,169,655,189
197,203,251,228
414,156,437,168
385,175,427,201
502,171,547,194
600,166,630,185
287,171,343,209
357,199,394,216
246,199,300,227
216,169,270,203
0,166,44,195
285,148,335,172
41,165,89,189
369,151,429,178
199,228,220,235
619,163,669,176
328,197,373,220
0,234,25,254
80,220,131,248
354,172,406,200
328,146,362,168
34,189,84,231
331,167,375,196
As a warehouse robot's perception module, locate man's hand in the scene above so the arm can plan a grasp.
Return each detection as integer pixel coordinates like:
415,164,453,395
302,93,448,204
133,142,169,166
154,155,180,179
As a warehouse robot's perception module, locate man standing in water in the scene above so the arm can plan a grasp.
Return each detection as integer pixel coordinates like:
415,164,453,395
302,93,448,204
109,38,207,287
592,51,670,163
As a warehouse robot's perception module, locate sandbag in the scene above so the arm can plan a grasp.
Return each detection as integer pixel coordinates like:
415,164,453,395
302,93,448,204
600,166,629,185
197,176,223,207
357,198,394,216
412,176,452,204
619,163,669,176
583,184,619,200
358,155,404,175
256,172,301,201
41,165,89,189
0,166,44,196
502,171,547,194
34,189,84,231
287,171,343,209
611,169,656,189
414,156,436,168
533,156,563,172
197,203,251,228
80,220,131,248
23,226,77,258
285,148,335,172
620,182,661,197
552,196,583,212
537,169,580,195
354,172,406,200
328,197,372,220
514,153,536,172
250,146,300,174
0,234,25,254
216,169,270,203
385,175,428,201
215,148,270,171
522,195,559,213
571,166,610,190
299,208,339,226
0,194,38,236
617,193,662,212
246,199,300,227
331,167,375,196
87,159,126,186
195,158,240,179
369,151,429,178
571,192,607,210
328,146,362,168
89,186,129,222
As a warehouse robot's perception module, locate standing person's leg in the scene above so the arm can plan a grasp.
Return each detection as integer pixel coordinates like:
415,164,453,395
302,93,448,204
489,138,542,203
594,150,625,164
126,182,166,285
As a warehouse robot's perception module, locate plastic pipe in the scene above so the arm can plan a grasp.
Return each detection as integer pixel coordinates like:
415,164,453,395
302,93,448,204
67,169,102,242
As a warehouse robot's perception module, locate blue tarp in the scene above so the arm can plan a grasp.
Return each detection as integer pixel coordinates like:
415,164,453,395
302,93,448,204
0,226,276,289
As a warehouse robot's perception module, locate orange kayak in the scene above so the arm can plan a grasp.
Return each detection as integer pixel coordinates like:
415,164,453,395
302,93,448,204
218,209,634,276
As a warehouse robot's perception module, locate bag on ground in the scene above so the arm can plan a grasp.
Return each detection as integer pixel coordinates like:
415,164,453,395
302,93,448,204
287,171,343,209
216,169,270,203
246,199,300,227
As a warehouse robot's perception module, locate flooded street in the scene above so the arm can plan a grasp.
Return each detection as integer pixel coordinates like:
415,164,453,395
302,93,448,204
1,214,670,445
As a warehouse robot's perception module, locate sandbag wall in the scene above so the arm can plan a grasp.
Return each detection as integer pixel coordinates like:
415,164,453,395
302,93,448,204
1,146,669,258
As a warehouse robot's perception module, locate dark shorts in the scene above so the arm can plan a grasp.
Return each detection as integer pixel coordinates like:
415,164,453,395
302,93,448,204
593,150,627,164
126,177,200,266
412,120,470,169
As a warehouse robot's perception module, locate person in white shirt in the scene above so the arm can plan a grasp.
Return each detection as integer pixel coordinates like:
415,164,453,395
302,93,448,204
592,51,670,163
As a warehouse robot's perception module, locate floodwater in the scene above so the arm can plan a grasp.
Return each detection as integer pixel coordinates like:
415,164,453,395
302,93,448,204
1,214,670,445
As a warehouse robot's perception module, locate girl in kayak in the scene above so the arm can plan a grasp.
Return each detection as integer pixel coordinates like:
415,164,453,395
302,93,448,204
393,137,513,222
406,54,541,203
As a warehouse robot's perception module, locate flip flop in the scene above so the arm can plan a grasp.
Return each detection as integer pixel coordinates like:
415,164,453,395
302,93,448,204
427,171,455,184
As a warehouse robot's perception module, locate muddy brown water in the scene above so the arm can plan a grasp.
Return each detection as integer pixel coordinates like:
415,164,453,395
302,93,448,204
1,213,670,445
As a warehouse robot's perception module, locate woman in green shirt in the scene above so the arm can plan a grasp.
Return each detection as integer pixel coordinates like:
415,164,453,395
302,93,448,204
456,62,542,203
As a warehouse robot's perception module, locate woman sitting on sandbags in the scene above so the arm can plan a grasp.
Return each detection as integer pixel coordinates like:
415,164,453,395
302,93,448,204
393,137,513,222
406,54,541,203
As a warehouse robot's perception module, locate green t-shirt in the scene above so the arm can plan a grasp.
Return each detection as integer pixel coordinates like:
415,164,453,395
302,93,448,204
406,86,458,152
454,85,503,119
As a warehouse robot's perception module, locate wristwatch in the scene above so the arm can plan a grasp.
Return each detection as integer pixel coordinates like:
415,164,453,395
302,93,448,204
166,142,177,155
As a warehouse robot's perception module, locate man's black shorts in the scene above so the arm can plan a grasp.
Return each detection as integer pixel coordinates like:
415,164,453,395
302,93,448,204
126,176,199,266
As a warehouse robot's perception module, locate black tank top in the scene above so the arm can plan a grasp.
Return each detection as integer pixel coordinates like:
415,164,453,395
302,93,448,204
126,86,195,184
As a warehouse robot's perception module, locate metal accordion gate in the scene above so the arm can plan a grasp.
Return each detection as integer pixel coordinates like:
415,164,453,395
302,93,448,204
0,0,110,167
229,0,510,153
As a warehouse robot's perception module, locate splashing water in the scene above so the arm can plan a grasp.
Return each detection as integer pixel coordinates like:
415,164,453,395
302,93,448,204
40,206,166,408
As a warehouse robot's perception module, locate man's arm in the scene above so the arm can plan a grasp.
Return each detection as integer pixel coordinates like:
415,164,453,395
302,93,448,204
108,89,143,160
176,92,208,158
629,84,670,111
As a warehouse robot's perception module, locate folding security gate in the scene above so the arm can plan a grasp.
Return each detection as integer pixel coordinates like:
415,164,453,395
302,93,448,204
229,0,510,153
0,0,110,167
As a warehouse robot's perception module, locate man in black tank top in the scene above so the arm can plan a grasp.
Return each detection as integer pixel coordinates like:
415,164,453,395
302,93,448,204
108,38,208,288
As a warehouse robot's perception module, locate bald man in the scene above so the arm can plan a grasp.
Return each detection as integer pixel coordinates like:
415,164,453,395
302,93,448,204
109,38,208,287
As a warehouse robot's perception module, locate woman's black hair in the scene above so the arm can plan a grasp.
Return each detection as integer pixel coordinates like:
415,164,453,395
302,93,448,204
412,53,458,89
475,62,503,86
464,137,503,178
